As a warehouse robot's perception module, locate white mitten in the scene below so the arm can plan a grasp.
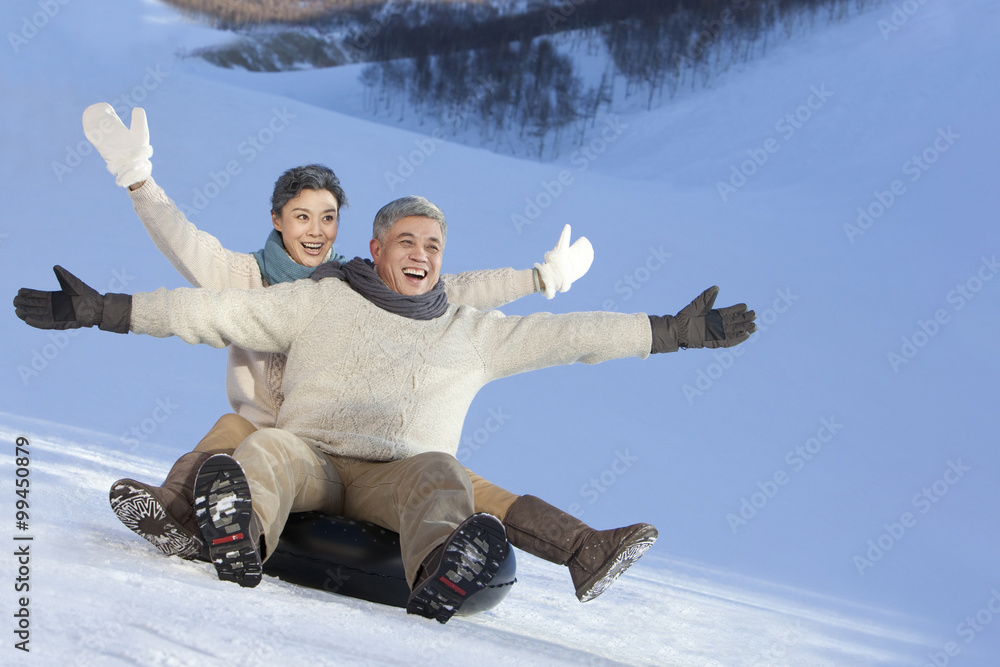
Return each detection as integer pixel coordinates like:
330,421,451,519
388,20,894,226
82,103,153,187
534,224,595,299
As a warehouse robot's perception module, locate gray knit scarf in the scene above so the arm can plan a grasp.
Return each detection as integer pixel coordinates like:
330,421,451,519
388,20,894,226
311,257,448,320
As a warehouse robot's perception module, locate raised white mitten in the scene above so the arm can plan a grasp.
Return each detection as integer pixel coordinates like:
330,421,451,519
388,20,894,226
534,224,595,299
82,103,153,187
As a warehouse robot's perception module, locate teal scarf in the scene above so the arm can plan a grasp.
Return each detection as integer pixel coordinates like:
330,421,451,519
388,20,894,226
252,229,347,285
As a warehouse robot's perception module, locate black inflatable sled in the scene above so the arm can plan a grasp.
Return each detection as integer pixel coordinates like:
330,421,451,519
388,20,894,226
262,512,517,615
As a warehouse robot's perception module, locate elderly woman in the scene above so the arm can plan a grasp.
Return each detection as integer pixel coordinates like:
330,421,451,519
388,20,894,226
81,103,654,605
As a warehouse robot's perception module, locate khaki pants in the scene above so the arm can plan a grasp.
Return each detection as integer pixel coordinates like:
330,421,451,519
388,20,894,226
192,413,256,456
193,413,520,520
466,470,518,521
233,427,475,586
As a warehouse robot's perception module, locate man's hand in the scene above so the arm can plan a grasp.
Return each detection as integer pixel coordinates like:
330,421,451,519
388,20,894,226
13,266,132,333
82,103,153,188
534,224,594,299
649,286,756,353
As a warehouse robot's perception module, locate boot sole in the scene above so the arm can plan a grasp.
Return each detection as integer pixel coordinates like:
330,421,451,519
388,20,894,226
578,524,658,603
109,479,205,560
406,513,508,623
193,455,262,589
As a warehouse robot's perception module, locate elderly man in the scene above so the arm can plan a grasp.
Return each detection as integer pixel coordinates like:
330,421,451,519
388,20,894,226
14,196,756,622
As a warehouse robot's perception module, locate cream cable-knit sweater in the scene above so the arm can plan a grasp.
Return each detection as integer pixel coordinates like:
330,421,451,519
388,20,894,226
130,279,652,461
128,178,538,428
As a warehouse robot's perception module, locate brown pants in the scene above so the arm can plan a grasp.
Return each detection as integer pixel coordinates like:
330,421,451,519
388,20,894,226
193,414,521,579
192,413,255,456
233,426,479,586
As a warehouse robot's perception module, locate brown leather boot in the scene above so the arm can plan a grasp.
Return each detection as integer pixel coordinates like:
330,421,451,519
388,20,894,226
503,494,657,602
109,451,214,560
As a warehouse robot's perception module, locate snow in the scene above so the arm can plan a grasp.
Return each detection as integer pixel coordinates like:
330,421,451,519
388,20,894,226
1,0,997,664
0,413,928,665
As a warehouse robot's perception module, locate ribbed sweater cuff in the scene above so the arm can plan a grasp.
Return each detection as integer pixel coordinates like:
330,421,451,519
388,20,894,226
127,176,170,210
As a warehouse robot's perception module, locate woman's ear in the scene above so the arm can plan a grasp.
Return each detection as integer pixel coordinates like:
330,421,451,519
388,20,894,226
271,210,282,232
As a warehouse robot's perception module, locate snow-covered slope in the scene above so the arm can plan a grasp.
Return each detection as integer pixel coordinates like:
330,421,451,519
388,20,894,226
2,0,997,664
0,413,926,665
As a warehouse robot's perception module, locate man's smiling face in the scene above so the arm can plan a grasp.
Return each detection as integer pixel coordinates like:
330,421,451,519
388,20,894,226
369,215,444,296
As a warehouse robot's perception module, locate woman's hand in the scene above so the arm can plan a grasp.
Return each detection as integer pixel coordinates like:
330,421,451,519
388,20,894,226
82,102,153,188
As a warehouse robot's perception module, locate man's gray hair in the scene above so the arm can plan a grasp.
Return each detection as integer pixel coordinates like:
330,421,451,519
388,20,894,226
372,196,447,244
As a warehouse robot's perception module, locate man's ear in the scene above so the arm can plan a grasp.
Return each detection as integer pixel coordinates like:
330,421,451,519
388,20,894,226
369,237,381,264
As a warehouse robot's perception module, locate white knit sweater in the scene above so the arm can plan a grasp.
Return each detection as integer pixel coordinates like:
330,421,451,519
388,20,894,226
129,178,538,428
130,279,652,461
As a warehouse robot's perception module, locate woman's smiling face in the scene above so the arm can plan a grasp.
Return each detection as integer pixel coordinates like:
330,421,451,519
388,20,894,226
271,188,340,267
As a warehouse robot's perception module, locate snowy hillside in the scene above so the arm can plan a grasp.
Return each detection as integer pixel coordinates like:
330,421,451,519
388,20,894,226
2,0,998,664
0,413,927,665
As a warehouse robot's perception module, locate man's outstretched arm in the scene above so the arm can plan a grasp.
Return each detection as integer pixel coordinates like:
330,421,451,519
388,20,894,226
14,266,311,353
478,286,757,381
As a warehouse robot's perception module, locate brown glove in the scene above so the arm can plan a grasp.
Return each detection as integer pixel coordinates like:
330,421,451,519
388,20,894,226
649,286,755,353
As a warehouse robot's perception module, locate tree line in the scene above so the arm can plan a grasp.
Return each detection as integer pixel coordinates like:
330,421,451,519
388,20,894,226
188,0,885,157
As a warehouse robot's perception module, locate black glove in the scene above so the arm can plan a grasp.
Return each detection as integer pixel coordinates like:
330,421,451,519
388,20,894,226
649,286,756,353
13,266,131,333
